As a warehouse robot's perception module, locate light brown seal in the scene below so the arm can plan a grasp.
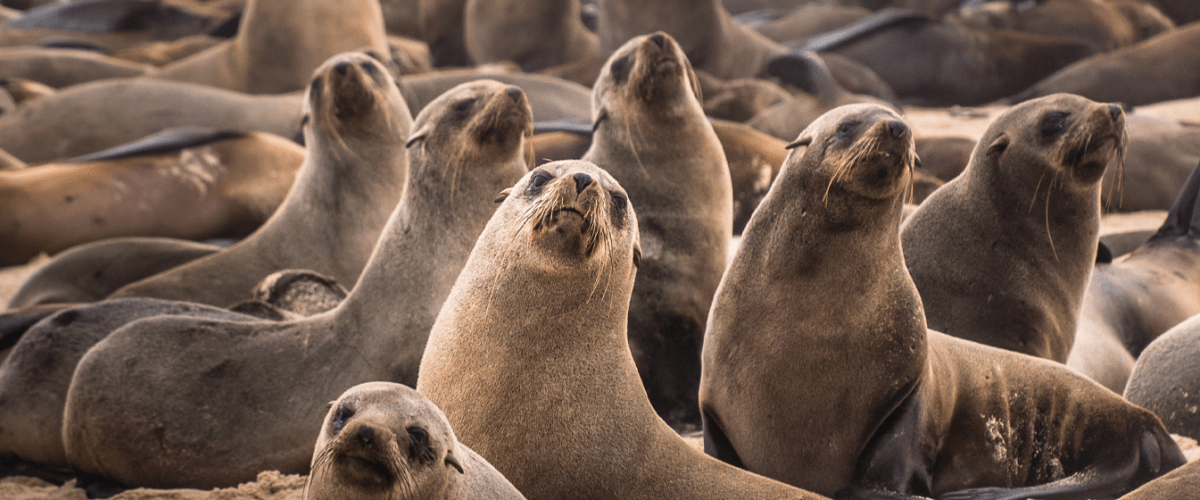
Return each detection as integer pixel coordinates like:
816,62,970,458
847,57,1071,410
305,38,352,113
582,32,731,430
306,382,525,500
1117,456,1200,500
1010,23,1200,107
463,0,598,73
701,103,923,497
106,52,413,307
0,47,151,88
150,0,391,94
901,93,1126,363
417,159,826,500
1123,312,1200,442
700,102,1185,499
0,128,303,266
6,237,218,308
60,79,532,488
0,79,302,164
597,0,784,81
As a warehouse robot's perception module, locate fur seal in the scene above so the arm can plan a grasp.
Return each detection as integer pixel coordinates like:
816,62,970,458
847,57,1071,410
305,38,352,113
60,79,532,488
0,128,304,266
901,93,1126,363
0,47,152,88
306,382,525,500
0,79,302,164
1069,161,1200,393
417,159,825,500
7,237,218,308
597,0,784,81
405,70,591,122
1124,313,1200,441
463,0,598,73
417,0,471,67
819,11,1097,106
151,0,391,94
1010,23,1200,107
1117,457,1200,500
106,52,413,307
700,102,1185,499
582,32,731,430
701,103,924,497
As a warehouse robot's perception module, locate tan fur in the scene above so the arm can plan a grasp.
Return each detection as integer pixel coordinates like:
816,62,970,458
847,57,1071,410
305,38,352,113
61,80,532,488
151,0,391,94
306,382,524,500
107,52,412,307
418,159,826,500
463,0,598,73
902,94,1125,362
0,132,303,266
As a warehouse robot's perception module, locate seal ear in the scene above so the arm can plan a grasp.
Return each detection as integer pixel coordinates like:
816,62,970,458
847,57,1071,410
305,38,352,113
986,134,1009,157
683,57,702,104
785,136,812,150
495,188,512,203
406,125,430,148
592,108,609,133
632,239,642,269
445,447,464,474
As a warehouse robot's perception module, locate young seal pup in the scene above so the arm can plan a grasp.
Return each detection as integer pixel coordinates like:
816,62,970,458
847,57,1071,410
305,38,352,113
418,160,826,500
61,80,532,488
700,103,1183,499
583,32,731,430
901,93,1126,363
106,51,413,307
306,382,525,500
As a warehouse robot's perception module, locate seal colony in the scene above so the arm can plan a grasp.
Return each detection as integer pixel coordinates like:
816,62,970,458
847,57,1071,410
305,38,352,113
2,0,1200,497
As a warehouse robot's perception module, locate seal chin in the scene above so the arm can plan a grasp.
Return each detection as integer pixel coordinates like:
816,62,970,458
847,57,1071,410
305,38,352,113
472,86,534,148
1064,134,1122,184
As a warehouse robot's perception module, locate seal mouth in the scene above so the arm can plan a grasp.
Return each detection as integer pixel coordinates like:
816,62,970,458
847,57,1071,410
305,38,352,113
471,87,534,149
1063,133,1124,183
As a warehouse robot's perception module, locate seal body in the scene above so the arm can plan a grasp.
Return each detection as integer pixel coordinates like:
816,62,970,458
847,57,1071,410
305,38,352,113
306,382,525,500
0,129,303,266
0,79,302,164
1124,313,1200,442
901,93,1125,362
582,32,732,429
701,104,923,497
418,160,824,500
463,0,597,73
61,79,532,488
152,0,391,94
107,52,413,307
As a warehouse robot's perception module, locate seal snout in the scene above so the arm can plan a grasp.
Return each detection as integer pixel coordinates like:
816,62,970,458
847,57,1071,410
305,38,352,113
887,120,908,140
574,173,593,193
1108,104,1123,122
358,425,375,446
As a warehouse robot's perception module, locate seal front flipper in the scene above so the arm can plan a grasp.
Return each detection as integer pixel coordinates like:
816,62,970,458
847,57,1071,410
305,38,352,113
1147,159,1200,241
701,410,745,469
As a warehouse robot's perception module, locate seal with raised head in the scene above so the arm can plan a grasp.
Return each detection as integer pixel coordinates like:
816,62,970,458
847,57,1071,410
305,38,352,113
701,103,924,497
0,128,304,266
418,160,826,500
306,382,525,500
901,93,1126,363
150,0,391,94
106,51,413,308
61,79,533,488
699,103,1185,499
582,32,731,429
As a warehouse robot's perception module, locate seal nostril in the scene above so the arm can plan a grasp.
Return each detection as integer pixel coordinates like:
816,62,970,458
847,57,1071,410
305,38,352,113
358,425,374,445
574,173,593,193
1108,104,1123,121
888,120,907,139
334,62,350,75
649,33,665,48
506,86,522,103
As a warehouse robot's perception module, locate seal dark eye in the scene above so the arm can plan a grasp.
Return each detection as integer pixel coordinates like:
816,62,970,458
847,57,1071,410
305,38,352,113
612,193,627,214
529,171,552,193
1041,112,1069,136
331,405,353,433
406,426,435,464
454,98,477,117
836,121,858,139
610,55,630,84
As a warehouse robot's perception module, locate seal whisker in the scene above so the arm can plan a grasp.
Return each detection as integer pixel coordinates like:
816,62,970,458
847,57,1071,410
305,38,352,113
622,114,650,178
1046,169,1060,262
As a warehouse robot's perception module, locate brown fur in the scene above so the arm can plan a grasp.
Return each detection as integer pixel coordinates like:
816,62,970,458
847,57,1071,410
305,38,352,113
463,0,598,73
418,159,826,500
902,94,1126,362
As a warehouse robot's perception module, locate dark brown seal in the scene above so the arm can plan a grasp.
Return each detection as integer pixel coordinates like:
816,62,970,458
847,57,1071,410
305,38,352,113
901,93,1126,362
